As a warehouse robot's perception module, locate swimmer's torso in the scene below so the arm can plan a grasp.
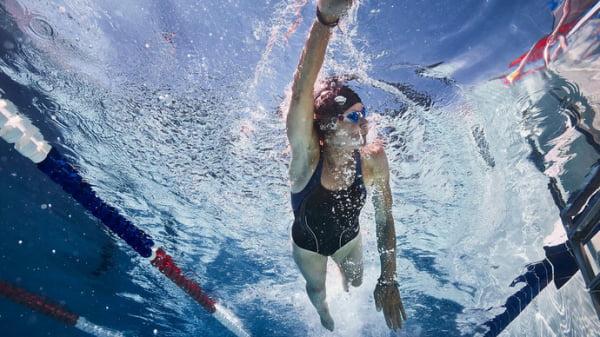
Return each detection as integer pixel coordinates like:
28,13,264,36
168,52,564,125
291,150,367,256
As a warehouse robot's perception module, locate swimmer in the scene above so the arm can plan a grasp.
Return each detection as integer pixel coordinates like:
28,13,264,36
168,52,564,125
286,0,407,331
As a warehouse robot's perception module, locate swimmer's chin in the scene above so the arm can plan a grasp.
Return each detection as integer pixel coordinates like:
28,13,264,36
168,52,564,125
327,138,363,150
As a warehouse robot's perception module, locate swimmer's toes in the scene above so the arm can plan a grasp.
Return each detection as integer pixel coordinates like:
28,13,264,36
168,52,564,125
320,313,335,331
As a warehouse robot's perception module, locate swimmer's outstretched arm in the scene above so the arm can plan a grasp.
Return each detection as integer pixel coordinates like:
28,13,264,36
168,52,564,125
368,147,407,330
286,0,352,155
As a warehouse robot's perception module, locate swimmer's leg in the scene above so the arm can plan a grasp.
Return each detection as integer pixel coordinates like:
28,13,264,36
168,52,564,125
332,233,364,291
292,242,335,331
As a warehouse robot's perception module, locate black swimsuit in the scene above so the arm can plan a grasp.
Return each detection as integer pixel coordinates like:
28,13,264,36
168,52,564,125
291,150,367,256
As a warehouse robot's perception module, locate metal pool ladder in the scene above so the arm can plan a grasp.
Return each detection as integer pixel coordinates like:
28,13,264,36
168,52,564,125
563,165,600,319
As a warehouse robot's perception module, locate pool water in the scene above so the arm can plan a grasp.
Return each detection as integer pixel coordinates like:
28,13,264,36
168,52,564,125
1,1,600,336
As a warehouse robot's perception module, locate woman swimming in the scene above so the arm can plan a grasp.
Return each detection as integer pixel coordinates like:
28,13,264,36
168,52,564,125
286,0,407,331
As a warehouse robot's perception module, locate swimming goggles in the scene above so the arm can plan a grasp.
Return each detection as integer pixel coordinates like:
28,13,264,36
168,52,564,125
338,106,367,124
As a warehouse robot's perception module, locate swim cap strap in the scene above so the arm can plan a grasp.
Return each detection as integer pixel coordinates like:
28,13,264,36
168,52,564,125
316,7,339,27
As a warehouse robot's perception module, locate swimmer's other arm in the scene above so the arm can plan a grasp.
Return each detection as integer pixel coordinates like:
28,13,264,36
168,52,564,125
370,148,407,330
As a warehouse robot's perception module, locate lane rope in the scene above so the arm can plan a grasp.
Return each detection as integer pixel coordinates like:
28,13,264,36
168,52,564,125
0,280,124,337
481,242,579,337
0,98,251,337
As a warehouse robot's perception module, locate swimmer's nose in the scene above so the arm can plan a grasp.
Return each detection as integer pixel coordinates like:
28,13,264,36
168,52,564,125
359,119,368,131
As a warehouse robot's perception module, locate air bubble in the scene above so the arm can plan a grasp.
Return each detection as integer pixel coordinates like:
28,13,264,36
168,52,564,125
28,16,55,40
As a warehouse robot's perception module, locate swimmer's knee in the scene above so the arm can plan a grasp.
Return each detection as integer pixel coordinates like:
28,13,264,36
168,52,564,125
349,265,363,287
350,271,363,287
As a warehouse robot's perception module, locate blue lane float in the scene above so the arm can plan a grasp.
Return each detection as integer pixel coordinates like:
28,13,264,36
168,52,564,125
37,149,155,258
0,98,251,337
482,242,579,337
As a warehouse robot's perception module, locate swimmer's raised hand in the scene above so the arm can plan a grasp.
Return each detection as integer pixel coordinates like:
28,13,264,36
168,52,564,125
317,0,353,25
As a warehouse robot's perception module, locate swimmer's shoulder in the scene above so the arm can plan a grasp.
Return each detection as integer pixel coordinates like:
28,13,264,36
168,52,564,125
360,139,389,186
289,139,320,193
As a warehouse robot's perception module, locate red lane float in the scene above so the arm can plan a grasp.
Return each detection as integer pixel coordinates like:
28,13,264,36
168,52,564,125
0,280,124,337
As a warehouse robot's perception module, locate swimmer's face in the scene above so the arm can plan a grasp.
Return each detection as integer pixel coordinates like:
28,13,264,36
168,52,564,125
325,103,367,148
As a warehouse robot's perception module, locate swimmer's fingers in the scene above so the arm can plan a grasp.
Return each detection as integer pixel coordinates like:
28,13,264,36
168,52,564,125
317,0,353,21
375,284,403,330
394,306,402,330
396,299,404,329
389,290,403,330
399,295,408,321
383,301,394,330
374,287,383,312
374,284,381,311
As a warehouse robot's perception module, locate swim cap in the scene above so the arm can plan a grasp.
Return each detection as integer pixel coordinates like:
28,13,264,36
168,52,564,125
314,84,362,120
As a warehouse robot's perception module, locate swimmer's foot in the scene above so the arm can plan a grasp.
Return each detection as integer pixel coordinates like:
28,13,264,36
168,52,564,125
318,310,335,331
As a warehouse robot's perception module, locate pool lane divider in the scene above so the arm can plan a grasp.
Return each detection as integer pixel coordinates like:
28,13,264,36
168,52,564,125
481,242,579,337
0,99,251,337
0,280,124,337
567,0,600,39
